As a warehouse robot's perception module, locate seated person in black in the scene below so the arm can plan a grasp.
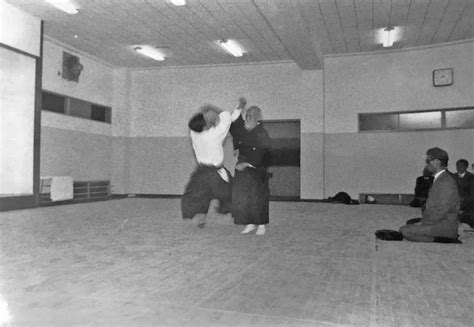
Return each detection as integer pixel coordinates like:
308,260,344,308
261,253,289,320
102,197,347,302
451,159,474,228
409,167,434,208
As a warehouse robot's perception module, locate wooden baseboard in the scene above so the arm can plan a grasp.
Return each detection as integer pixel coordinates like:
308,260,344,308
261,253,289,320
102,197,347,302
359,193,414,205
117,195,323,202
0,195,37,211
128,194,182,199
270,196,301,202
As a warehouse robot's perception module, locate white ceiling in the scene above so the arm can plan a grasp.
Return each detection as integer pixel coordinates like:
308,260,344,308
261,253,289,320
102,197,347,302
6,0,474,69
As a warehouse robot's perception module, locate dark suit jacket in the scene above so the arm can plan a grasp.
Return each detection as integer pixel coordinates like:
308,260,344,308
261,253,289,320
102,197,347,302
421,170,460,237
450,171,474,208
415,175,434,198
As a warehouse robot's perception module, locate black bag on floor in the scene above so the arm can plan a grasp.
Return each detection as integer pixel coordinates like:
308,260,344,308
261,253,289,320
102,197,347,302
328,192,359,205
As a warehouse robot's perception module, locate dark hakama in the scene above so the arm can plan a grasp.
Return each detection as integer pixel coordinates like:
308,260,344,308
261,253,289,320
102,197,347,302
230,117,271,225
181,166,232,219
232,167,270,225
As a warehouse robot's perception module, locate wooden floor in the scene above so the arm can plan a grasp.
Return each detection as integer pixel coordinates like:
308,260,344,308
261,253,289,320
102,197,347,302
0,199,473,326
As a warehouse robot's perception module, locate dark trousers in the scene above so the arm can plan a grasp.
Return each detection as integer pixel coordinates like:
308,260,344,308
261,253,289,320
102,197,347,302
181,166,232,219
232,168,269,225
400,218,459,242
459,208,474,228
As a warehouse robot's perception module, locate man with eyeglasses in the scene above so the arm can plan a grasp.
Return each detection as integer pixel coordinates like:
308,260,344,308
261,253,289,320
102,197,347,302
399,147,461,242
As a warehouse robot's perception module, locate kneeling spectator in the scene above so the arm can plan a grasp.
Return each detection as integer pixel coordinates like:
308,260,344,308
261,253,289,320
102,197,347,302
400,147,460,242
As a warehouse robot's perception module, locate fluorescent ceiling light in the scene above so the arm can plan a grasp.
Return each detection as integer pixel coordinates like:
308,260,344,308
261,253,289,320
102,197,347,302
217,39,245,57
44,0,79,14
169,0,186,6
382,26,395,47
134,46,165,61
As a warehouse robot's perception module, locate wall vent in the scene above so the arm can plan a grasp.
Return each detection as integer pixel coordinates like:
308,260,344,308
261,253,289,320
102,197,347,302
40,180,110,204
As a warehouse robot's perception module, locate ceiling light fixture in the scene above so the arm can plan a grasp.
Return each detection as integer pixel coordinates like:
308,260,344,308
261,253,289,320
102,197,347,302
133,46,165,61
44,0,79,14
169,0,186,6
217,39,245,57
382,26,395,47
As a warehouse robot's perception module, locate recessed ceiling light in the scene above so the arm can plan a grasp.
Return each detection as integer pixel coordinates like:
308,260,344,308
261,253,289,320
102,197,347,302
74,34,78,39
169,0,186,6
44,0,79,14
217,39,245,57
382,26,395,47
133,45,166,61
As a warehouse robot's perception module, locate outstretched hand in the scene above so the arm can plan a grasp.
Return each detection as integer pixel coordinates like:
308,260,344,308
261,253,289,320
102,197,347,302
238,97,247,109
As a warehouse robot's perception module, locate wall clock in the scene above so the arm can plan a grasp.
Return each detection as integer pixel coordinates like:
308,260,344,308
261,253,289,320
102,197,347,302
433,68,453,87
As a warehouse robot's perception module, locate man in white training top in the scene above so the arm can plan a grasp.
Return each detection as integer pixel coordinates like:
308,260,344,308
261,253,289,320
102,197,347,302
181,98,246,227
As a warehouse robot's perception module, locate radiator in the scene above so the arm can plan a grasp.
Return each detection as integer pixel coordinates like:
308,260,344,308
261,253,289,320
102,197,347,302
40,180,110,203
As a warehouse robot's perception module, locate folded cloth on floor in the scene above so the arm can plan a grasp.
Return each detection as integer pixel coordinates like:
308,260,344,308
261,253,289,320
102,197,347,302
375,229,403,241
48,176,73,201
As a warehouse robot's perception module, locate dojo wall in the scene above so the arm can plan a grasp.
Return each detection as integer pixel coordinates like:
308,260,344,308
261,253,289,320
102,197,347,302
38,33,473,200
324,41,474,199
40,39,115,183
128,63,323,198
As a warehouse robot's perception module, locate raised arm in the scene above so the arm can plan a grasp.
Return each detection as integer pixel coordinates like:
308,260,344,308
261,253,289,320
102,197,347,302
211,111,232,141
231,97,247,122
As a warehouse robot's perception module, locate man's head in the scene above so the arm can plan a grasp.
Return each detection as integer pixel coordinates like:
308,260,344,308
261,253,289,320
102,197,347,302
244,106,262,131
200,105,221,128
188,113,206,132
425,147,449,174
456,159,469,174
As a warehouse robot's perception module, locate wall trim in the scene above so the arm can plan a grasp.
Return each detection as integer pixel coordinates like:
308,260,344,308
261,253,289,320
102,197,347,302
33,21,43,207
0,196,36,211
322,57,326,199
42,113,112,136
44,36,115,68
359,193,414,205
129,60,297,72
39,198,109,207
43,36,473,70
115,194,328,202
0,42,39,59
125,194,182,199
325,39,474,59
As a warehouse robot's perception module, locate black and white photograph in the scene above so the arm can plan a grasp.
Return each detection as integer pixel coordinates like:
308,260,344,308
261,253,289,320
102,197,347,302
0,0,473,325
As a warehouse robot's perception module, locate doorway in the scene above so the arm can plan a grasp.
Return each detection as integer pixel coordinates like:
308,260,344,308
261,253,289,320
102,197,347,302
0,45,41,211
263,120,300,201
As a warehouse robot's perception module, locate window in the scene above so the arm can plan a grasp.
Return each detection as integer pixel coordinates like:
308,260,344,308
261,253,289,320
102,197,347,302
445,109,474,129
399,111,441,130
359,107,474,132
68,97,91,119
91,104,111,123
359,114,398,131
42,92,65,113
41,91,111,123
